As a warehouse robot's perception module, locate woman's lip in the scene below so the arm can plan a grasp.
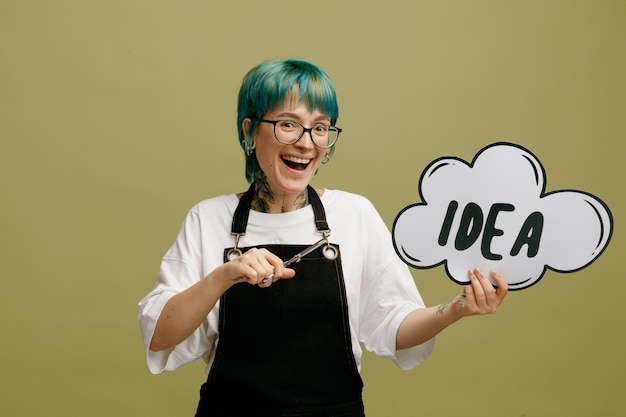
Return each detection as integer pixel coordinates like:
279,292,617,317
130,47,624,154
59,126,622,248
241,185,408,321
282,155,313,164
281,158,308,172
280,155,314,173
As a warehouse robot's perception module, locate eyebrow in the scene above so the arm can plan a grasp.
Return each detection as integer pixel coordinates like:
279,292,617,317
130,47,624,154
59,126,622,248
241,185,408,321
274,111,331,123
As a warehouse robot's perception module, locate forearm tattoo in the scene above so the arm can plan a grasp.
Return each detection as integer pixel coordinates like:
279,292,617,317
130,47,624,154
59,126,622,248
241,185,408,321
436,303,450,315
436,292,467,315
456,292,467,307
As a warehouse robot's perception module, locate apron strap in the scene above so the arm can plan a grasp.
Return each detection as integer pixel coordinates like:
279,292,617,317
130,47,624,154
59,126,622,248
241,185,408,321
231,183,329,235
307,185,330,234
230,183,255,236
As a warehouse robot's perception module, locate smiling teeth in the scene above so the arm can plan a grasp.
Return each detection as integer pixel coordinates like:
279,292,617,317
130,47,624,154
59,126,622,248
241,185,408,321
283,156,311,164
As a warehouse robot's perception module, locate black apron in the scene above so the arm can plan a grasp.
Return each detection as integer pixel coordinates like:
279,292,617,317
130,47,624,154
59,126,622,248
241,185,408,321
195,184,364,417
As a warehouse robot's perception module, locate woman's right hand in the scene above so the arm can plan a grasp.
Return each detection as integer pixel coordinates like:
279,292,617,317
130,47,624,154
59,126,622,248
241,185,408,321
150,248,296,352
223,248,296,287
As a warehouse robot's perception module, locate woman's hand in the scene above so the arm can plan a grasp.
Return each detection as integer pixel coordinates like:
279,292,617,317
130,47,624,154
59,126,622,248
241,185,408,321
224,248,296,287
396,267,508,350
150,248,296,352
447,268,508,318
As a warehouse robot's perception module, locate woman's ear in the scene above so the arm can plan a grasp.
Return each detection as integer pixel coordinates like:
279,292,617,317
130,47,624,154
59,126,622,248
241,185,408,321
242,118,255,155
241,118,251,137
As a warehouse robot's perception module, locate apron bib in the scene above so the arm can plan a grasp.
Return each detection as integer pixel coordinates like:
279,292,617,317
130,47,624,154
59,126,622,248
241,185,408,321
195,185,364,417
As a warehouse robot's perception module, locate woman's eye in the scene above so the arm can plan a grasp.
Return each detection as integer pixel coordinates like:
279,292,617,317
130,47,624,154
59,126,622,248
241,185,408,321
314,125,329,133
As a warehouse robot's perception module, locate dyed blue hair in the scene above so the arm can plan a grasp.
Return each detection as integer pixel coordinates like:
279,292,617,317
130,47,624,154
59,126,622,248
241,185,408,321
237,59,339,183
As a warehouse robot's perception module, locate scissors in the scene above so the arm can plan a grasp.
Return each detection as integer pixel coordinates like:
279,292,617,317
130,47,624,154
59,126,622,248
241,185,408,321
261,236,338,283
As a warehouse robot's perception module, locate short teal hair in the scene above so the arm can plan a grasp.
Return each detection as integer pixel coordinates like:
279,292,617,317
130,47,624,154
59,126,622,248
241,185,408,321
237,59,339,183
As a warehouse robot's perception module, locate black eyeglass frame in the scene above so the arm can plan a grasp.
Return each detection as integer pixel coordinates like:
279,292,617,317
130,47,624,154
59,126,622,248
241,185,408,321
252,118,342,149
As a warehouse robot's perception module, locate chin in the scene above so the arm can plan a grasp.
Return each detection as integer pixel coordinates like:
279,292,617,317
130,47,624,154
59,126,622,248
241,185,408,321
278,178,312,194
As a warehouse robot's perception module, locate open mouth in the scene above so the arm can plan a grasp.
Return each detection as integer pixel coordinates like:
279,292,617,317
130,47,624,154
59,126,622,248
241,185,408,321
282,155,311,171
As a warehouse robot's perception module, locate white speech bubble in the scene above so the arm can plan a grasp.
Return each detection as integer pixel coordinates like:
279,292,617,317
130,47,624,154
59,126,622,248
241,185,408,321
392,142,613,290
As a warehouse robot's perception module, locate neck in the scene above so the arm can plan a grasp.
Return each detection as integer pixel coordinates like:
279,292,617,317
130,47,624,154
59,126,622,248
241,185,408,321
250,177,309,213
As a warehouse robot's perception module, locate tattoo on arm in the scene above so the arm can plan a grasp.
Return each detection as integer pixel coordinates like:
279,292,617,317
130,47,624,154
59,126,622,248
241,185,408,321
437,291,467,315
436,303,450,315
455,289,467,307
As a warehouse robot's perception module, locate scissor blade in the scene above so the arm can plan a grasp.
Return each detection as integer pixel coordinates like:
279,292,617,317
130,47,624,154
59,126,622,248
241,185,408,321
283,238,327,267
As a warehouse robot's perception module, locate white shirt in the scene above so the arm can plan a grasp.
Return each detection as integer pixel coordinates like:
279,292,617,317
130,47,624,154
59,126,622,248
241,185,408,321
138,189,435,374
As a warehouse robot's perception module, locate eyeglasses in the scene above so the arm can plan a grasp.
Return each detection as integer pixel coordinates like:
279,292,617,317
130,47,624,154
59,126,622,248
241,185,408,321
253,118,341,149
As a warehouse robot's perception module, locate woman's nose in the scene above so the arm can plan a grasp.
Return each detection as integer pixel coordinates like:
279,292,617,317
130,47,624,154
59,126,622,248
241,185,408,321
294,129,315,150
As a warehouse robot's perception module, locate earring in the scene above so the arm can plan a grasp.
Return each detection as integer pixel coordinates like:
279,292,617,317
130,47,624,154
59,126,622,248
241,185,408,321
322,153,330,164
245,141,256,156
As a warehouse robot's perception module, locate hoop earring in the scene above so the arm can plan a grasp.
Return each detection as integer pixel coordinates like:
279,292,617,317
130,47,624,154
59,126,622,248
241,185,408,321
245,140,256,156
321,153,330,164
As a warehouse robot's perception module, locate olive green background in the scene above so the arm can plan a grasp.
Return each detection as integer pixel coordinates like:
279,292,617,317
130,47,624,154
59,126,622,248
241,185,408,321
1,1,624,416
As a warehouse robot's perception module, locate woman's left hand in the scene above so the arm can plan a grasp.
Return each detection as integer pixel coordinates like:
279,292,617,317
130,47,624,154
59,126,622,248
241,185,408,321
450,268,508,317
396,267,509,350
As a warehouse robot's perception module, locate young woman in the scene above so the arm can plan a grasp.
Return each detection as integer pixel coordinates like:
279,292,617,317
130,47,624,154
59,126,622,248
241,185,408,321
138,58,507,417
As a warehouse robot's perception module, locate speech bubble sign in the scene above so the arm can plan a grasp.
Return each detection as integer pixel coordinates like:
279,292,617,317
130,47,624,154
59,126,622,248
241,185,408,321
392,142,613,290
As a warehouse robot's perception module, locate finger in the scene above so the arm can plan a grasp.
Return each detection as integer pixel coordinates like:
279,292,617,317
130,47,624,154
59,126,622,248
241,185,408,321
475,266,495,286
468,268,487,305
461,282,477,312
256,249,298,281
253,249,294,285
261,270,275,284
233,249,275,285
246,259,273,285
272,266,296,281
490,270,509,300
261,265,297,285
250,248,282,284
258,274,274,287
474,267,502,313
255,263,276,285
